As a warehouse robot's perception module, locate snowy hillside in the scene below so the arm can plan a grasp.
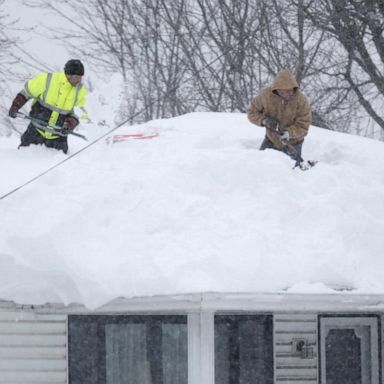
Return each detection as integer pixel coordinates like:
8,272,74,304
1,112,384,309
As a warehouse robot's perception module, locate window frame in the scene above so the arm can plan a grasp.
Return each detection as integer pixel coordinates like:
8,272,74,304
68,314,188,384
214,313,274,384
67,311,274,384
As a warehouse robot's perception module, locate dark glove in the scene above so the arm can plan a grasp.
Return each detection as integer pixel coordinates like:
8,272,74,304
8,93,27,118
262,116,279,131
8,106,18,119
62,116,79,133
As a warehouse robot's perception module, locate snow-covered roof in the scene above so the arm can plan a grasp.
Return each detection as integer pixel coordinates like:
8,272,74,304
1,112,384,309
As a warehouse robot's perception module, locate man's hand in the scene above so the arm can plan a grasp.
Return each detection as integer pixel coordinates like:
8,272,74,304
279,131,290,143
8,106,19,118
62,116,79,133
262,116,279,131
8,94,27,118
61,122,71,134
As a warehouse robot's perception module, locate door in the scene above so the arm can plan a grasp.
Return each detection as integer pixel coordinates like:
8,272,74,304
320,316,380,384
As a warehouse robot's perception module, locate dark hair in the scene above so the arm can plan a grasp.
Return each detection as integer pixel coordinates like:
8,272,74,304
64,60,84,76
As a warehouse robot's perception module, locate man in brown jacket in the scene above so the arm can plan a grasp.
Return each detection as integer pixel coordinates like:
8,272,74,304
247,69,312,165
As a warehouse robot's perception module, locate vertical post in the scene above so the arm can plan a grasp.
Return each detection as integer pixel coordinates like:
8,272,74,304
201,311,215,384
188,313,201,384
188,311,215,384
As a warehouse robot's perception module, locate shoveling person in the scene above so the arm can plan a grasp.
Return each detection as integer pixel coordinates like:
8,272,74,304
8,59,88,154
247,69,312,168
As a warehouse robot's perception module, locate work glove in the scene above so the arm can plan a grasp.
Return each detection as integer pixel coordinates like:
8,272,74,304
62,116,79,134
8,106,19,119
8,94,27,118
262,116,279,131
279,131,290,143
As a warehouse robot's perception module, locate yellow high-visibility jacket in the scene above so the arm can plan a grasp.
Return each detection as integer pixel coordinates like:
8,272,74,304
21,71,88,139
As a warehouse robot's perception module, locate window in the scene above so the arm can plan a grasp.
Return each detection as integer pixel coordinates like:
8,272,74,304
68,315,188,384
214,314,273,384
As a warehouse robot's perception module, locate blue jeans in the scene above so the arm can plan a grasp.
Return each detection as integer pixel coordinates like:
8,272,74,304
260,136,303,164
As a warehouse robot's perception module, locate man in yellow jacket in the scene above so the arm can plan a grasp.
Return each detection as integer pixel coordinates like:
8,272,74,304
247,69,312,164
8,59,88,154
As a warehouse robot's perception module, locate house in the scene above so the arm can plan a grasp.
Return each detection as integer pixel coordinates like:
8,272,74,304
2,111,384,383
0,292,383,384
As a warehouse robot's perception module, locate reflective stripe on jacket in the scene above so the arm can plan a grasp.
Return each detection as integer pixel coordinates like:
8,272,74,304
21,72,88,139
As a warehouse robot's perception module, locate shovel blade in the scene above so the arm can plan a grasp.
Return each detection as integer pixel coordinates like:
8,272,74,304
295,160,317,171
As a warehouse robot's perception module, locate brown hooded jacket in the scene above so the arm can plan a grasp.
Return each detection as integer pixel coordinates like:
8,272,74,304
246,69,312,149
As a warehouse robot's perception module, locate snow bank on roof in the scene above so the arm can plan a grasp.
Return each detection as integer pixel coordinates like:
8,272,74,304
1,112,384,309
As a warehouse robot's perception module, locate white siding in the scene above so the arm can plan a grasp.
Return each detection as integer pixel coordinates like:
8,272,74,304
382,315,384,384
274,313,318,384
0,311,67,384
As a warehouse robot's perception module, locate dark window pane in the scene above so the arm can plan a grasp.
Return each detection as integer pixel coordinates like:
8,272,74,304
68,318,106,383
326,328,363,384
215,315,273,384
68,315,187,384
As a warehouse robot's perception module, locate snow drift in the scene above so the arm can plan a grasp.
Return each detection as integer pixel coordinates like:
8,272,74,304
1,112,384,308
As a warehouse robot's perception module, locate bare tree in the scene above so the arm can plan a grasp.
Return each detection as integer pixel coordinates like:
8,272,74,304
23,0,192,122
128,0,190,120
190,0,263,111
303,0,384,134
246,0,356,130
21,0,384,138
172,0,360,129
0,1,24,136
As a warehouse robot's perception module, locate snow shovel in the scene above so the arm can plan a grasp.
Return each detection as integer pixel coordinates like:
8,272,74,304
15,112,88,141
283,141,317,171
266,127,317,171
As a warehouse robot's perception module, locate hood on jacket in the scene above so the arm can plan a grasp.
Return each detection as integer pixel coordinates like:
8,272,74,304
271,69,299,94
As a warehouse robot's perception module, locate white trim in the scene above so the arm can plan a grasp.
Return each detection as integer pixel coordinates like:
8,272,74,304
2,292,384,314
94,292,384,314
200,311,215,384
66,316,69,384
273,315,277,384
188,313,201,384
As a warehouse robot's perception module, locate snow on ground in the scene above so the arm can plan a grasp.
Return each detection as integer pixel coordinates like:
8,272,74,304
1,112,384,309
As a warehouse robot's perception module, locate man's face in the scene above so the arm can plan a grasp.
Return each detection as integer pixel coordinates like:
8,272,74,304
276,88,294,101
66,74,83,86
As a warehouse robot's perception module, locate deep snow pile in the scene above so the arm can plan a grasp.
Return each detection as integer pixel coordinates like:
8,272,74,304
1,112,384,308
